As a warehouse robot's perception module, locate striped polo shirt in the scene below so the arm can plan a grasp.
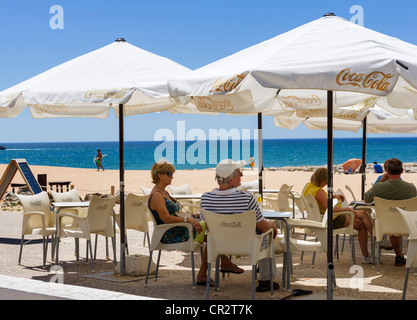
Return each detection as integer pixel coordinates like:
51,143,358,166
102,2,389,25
200,188,264,223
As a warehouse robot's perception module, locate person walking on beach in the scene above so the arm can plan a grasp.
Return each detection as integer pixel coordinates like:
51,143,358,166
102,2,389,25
248,155,255,170
95,149,105,171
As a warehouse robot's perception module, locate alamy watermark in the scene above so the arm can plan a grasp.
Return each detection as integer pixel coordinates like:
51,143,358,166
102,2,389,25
350,5,364,26
49,265,64,284
50,5,64,30
153,121,259,167
349,265,365,290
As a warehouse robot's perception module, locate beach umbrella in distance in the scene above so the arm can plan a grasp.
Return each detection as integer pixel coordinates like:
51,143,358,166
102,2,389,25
168,13,417,299
342,158,362,173
0,38,192,276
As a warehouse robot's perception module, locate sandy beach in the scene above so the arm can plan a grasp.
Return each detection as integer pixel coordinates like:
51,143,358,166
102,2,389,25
1,163,417,300
4,163,417,200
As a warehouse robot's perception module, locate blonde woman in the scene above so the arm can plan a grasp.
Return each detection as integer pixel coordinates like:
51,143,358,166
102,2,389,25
148,160,214,285
304,167,373,264
148,160,204,244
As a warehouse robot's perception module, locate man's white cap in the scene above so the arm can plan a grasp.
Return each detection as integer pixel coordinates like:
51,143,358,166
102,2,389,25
216,159,247,178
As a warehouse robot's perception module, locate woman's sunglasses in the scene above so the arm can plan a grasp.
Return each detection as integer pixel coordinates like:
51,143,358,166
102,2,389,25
156,171,173,177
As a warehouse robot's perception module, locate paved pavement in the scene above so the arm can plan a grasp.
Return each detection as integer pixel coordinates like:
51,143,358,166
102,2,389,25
0,287,68,300
0,274,156,300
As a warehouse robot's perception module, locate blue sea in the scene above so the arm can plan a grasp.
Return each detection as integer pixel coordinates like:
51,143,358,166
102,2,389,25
0,137,416,170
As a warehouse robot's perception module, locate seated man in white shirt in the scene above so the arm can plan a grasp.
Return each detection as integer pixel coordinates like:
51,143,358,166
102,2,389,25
200,159,279,292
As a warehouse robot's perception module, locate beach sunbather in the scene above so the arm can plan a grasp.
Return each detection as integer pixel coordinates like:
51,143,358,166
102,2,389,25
374,161,383,174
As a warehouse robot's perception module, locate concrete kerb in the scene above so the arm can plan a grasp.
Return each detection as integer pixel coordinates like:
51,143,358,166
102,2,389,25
0,274,160,300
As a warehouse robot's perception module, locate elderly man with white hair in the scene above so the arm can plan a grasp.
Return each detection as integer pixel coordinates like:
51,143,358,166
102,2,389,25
200,159,279,292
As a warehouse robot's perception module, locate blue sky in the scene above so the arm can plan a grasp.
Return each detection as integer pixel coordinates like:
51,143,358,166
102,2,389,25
1,0,417,143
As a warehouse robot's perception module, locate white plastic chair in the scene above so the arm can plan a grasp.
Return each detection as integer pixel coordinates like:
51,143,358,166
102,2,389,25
236,180,259,191
115,194,150,254
55,196,117,271
202,209,275,300
167,184,200,214
50,188,82,203
281,215,328,257
300,193,354,266
345,185,357,202
50,188,86,226
334,188,357,262
167,184,191,195
16,191,56,267
279,209,338,286
397,208,417,300
139,186,152,195
373,196,417,273
264,184,295,216
302,193,323,223
293,192,307,219
144,211,202,289
301,182,308,196
299,193,327,266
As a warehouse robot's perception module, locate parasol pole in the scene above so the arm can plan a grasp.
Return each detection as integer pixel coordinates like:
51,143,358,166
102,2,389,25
257,113,263,203
327,90,334,300
119,103,126,276
361,116,367,199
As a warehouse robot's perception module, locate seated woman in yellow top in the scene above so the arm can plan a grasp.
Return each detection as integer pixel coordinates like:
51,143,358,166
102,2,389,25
304,168,374,264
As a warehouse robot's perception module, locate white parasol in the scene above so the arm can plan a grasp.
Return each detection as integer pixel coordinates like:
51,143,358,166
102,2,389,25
0,38,191,276
168,13,417,299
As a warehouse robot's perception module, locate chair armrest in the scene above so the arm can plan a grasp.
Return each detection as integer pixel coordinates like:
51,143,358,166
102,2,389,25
256,227,274,239
352,206,374,215
179,204,200,212
23,211,46,217
56,212,89,237
334,210,354,218
153,222,193,233
22,211,48,232
287,218,328,247
286,218,324,229
255,228,275,259
56,212,87,228
181,204,200,209
350,201,374,208
56,212,85,221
